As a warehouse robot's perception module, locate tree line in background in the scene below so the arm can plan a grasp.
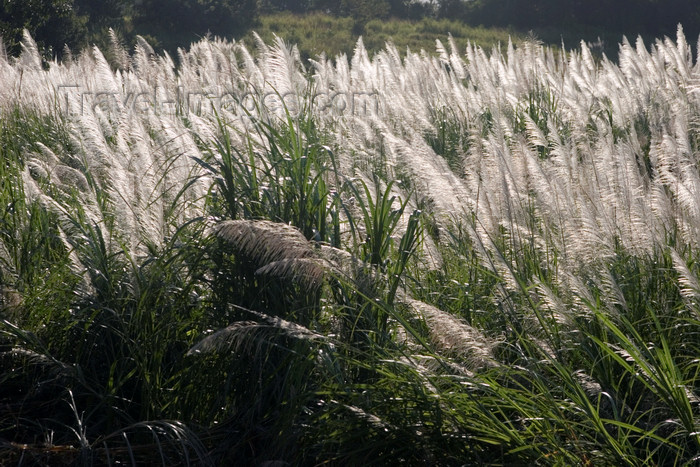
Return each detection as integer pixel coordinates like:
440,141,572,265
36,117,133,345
1,0,700,60
0,0,259,58
437,0,699,31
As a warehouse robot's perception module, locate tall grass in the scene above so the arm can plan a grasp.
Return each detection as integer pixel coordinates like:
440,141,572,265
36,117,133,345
2,25,700,464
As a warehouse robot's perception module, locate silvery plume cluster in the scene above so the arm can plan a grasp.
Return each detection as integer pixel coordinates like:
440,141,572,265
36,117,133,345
3,22,700,464
3,26,700,307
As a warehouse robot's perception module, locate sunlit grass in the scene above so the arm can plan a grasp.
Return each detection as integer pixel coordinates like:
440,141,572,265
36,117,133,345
248,12,522,60
2,26,700,464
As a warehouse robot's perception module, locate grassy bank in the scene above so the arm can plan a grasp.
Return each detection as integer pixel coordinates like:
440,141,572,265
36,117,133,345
119,12,637,63
247,13,522,59
246,13,643,62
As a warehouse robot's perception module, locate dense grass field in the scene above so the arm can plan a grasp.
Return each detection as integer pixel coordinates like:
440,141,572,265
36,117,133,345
2,25,700,465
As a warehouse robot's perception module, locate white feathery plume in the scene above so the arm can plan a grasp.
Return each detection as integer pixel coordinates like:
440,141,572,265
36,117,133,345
435,39,449,67
670,247,700,299
403,298,498,369
108,28,130,71
447,34,467,81
187,312,324,357
132,35,159,88
0,36,7,64
532,279,572,327
352,37,382,92
19,30,42,71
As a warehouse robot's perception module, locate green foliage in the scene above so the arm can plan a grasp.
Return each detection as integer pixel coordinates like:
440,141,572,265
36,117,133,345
0,0,87,58
425,106,469,175
341,0,389,33
346,177,403,269
132,0,259,53
195,102,337,243
0,110,77,316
